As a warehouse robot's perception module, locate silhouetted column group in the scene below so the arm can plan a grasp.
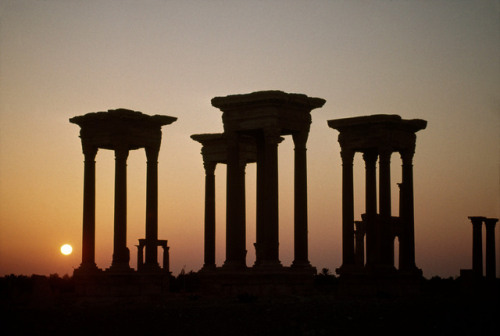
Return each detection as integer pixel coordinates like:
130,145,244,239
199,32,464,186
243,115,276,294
194,91,325,272
328,115,427,276
71,109,176,274
191,133,256,271
468,216,497,279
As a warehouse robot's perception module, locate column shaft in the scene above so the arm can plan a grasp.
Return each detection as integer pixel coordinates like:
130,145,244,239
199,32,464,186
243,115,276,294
203,161,217,269
292,131,310,267
145,146,160,268
81,145,98,269
485,218,497,279
378,149,393,267
341,148,355,268
261,129,281,266
400,150,416,271
112,147,130,269
224,133,246,268
363,151,378,266
469,216,484,277
255,135,265,265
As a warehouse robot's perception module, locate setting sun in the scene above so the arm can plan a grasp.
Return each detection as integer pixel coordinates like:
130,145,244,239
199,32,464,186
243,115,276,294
60,244,73,256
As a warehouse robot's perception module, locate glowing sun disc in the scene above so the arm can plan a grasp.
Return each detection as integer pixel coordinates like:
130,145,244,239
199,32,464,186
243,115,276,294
60,244,73,255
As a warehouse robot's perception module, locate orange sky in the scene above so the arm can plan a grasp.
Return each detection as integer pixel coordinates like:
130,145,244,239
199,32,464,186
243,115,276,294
0,0,498,278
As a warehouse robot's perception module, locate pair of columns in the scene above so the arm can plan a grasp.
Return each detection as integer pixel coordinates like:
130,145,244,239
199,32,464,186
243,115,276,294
80,144,161,272
340,148,417,273
469,216,497,279
200,129,310,270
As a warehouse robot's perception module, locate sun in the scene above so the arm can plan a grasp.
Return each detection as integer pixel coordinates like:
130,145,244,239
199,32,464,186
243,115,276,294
60,244,73,255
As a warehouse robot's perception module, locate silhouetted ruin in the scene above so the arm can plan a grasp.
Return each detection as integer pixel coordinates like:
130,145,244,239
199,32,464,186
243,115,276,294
461,216,498,280
328,115,427,294
190,133,257,271
191,91,326,294
70,109,176,296
64,94,496,302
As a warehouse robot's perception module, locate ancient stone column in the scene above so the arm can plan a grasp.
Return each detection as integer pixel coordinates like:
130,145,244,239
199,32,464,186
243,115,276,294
145,145,160,269
255,135,265,266
363,151,378,266
224,133,246,269
292,130,310,268
378,148,393,267
257,128,281,267
469,216,485,277
111,147,131,270
484,218,497,279
203,161,217,270
136,243,144,271
340,148,355,269
399,149,417,271
163,245,170,272
80,144,98,271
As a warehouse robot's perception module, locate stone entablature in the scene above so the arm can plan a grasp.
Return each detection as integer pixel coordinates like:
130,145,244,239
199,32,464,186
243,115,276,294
212,90,325,135
70,108,176,150
327,114,426,153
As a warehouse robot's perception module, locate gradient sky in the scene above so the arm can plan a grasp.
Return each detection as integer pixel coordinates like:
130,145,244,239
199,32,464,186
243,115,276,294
1,0,498,278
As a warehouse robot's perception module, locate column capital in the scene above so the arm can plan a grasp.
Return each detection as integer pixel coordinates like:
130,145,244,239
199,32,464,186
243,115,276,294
468,216,486,225
340,148,355,164
400,148,415,163
82,143,98,159
362,150,378,165
115,146,129,160
203,160,217,175
292,130,309,149
484,218,498,227
145,144,160,162
378,147,393,160
263,127,282,144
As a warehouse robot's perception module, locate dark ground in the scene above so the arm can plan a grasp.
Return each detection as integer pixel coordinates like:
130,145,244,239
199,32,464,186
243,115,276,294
1,273,498,335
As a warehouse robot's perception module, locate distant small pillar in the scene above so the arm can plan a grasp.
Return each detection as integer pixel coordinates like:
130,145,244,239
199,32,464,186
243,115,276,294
469,216,485,277
484,218,497,279
136,240,145,270
160,241,170,273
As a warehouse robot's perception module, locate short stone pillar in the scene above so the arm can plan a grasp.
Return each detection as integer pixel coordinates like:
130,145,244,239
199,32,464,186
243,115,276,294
484,218,498,279
468,216,485,277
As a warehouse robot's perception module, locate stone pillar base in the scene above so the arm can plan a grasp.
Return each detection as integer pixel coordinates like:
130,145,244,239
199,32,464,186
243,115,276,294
107,263,134,274
222,260,247,271
74,263,102,276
